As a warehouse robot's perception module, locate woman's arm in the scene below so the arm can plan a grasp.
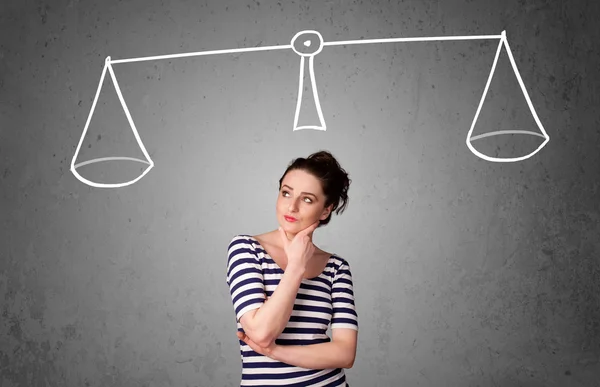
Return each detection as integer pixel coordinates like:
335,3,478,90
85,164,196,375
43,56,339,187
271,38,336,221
270,329,357,369
244,224,320,347
269,259,359,370
268,259,360,370
236,257,359,370
241,264,305,347
228,236,305,348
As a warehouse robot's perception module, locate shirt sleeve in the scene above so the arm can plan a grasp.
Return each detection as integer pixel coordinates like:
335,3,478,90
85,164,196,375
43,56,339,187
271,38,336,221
226,235,266,322
331,259,359,331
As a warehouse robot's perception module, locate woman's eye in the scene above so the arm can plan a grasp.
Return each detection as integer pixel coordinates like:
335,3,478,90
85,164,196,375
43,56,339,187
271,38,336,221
282,191,312,203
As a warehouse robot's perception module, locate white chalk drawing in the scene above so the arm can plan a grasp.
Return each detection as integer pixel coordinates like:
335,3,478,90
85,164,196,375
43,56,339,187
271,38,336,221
71,30,550,188
291,31,326,131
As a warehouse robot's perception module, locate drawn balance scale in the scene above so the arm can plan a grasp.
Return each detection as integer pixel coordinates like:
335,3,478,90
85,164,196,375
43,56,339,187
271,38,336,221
71,30,550,188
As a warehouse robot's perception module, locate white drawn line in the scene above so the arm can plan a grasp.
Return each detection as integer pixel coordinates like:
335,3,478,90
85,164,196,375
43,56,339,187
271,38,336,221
71,59,110,186
466,35,504,157
502,32,550,141
71,56,154,188
109,44,293,64
322,34,503,47
465,31,550,162
293,55,327,131
72,29,550,188
470,130,547,141
106,59,154,169
73,156,151,169
293,55,305,131
310,55,327,131
291,31,326,131
108,34,503,65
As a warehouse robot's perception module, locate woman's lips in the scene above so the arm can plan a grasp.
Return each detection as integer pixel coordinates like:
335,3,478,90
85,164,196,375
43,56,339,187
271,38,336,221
284,216,297,222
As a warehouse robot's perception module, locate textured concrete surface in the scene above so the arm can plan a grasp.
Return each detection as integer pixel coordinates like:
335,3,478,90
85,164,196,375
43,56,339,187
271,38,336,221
1,0,599,386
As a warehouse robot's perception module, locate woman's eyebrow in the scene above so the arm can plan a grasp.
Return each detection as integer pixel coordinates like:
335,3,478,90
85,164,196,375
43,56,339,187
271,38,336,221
282,184,316,197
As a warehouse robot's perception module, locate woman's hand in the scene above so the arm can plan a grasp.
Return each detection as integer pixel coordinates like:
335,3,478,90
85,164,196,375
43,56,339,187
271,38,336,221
237,331,277,358
278,220,320,271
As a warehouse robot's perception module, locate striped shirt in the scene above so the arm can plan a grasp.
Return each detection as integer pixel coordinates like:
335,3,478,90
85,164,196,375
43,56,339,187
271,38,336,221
226,235,359,387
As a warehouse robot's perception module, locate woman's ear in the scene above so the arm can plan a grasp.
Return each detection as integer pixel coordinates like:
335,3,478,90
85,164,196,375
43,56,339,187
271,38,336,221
321,204,333,219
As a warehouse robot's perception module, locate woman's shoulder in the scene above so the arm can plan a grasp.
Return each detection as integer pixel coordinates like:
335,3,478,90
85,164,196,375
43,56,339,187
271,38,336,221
229,234,254,241
228,234,259,250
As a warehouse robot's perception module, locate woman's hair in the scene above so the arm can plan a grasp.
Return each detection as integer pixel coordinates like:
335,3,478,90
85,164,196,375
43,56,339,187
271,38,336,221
278,150,351,227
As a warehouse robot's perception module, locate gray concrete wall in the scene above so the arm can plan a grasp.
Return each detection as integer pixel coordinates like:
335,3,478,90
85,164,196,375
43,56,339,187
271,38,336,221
1,0,599,386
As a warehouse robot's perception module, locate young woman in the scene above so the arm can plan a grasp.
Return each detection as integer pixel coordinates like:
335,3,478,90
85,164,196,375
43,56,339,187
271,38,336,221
226,150,358,386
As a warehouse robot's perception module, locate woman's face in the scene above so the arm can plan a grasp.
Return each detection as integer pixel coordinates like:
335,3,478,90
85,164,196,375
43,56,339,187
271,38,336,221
277,169,332,240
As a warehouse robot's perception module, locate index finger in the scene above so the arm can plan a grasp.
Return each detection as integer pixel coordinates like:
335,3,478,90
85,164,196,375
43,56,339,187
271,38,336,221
300,220,320,235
